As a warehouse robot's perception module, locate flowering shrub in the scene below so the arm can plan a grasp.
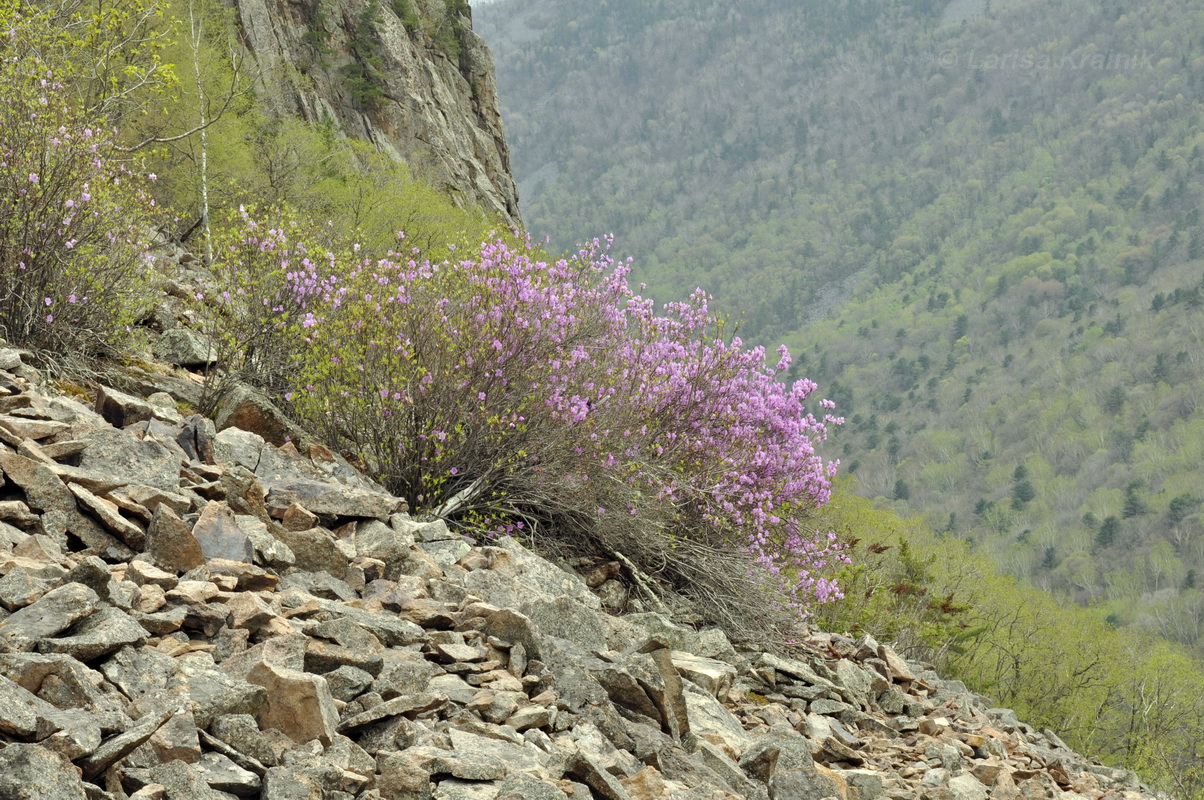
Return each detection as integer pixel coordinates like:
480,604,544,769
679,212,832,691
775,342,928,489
200,206,342,398
215,208,846,630
0,8,156,361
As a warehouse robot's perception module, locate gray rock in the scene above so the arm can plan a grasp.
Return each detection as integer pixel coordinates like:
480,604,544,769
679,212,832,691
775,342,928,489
682,682,753,756
337,692,448,734
945,772,989,800
986,707,1023,732
116,365,205,409
810,698,851,716
146,759,230,800
147,391,184,424
567,750,631,800
842,768,886,800
485,537,600,610
37,605,148,661
925,740,964,772
192,501,255,563
122,484,195,516
740,734,815,783
127,560,179,589
259,765,329,800
207,558,278,592
279,571,357,602
38,707,105,761
695,739,769,799
496,774,571,800
266,479,400,521
274,526,349,578
94,384,155,428
245,659,340,745
435,779,504,800
381,745,508,782
324,665,375,702
0,652,120,716
304,634,385,677
520,595,608,654
0,673,61,737
834,658,882,706
481,609,544,662
354,518,414,571
428,673,480,705
0,582,99,651
210,713,279,768
237,514,295,569
0,558,69,611
100,646,177,700
448,727,548,774
293,596,426,647
140,706,202,764
419,536,472,568
213,427,268,473
195,751,263,796
770,762,842,800
155,327,217,368
0,744,88,800
758,652,839,691
79,704,185,780
178,413,217,463
213,382,305,448
877,683,907,715
506,704,555,732
670,651,736,699
0,413,71,440
67,556,115,602
77,428,181,491
68,482,146,549
0,450,77,516
170,656,270,728
214,426,400,521
0,499,40,528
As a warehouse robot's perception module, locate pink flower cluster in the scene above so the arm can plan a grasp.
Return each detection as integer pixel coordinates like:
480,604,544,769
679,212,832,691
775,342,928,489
220,224,847,616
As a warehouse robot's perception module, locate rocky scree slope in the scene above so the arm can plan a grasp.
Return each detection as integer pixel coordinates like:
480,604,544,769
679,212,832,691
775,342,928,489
0,265,1161,799
235,0,521,225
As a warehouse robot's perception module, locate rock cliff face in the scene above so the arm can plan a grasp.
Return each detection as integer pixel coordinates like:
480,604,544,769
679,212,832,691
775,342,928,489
235,0,521,226
0,262,1162,800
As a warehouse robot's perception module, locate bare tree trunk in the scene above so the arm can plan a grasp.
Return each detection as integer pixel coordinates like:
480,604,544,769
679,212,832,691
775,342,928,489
189,0,213,264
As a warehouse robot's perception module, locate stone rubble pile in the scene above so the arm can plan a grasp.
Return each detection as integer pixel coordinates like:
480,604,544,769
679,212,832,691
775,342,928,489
0,343,1159,800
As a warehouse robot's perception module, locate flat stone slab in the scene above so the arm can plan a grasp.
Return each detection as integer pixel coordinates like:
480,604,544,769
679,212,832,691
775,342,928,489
0,582,99,651
0,744,89,800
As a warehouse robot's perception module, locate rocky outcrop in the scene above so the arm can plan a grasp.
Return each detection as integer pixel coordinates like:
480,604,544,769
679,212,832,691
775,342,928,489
236,0,521,226
0,344,1160,799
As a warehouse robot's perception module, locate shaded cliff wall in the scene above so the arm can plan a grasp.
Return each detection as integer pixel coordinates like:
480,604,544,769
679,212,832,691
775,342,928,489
236,0,521,226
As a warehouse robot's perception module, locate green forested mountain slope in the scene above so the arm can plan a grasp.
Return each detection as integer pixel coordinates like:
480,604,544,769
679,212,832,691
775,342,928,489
477,0,1204,649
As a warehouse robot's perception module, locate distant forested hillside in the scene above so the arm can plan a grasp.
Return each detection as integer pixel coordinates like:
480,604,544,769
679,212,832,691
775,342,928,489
478,0,1204,653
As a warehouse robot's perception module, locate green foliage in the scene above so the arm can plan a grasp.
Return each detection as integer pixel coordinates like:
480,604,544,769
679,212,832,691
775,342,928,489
1122,480,1149,519
1096,515,1120,548
342,1,388,108
390,0,420,30
433,0,469,62
1011,480,1035,508
1168,493,1201,525
31,0,178,121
